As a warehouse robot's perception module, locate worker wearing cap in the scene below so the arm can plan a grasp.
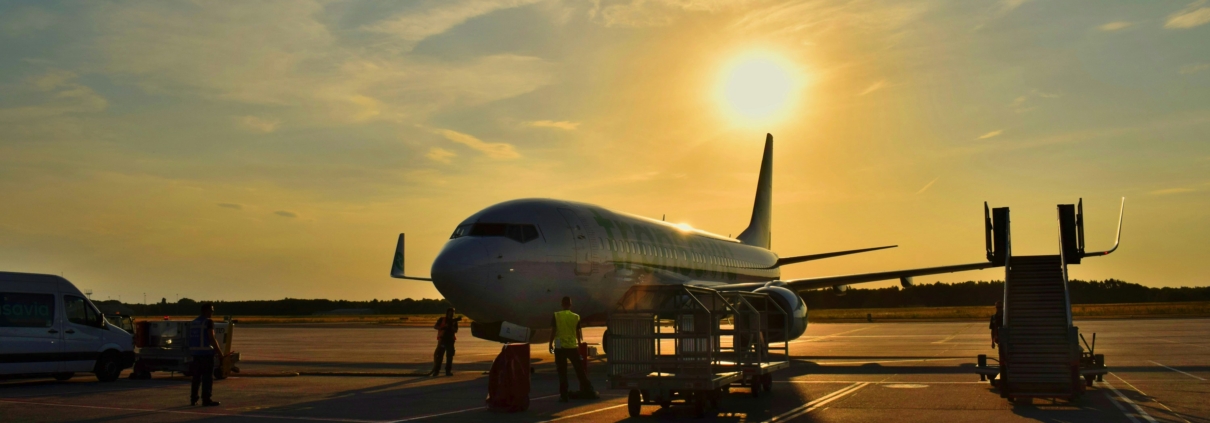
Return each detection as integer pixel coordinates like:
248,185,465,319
549,296,597,402
186,302,221,407
429,308,459,376
990,300,1003,349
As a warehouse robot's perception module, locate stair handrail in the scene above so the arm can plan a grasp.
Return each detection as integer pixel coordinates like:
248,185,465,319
1083,197,1125,258
1057,208,1074,328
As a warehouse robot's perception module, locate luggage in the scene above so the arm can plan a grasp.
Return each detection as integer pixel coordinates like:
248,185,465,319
486,343,530,412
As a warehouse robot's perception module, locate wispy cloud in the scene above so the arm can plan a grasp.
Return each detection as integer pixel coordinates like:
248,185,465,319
0,69,108,121
364,0,542,48
978,130,1004,140
1166,1,1210,29
525,120,580,130
274,210,298,218
426,147,456,164
240,116,280,133
1099,21,1134,31
1180,63,1210,75
217,203,243,210
915,177,939,195
1150,187,1197,195
858,79,887,96
436,128,520,159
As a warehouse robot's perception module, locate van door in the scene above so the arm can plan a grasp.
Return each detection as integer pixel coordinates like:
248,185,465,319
0,292,63,375
61,295,106,372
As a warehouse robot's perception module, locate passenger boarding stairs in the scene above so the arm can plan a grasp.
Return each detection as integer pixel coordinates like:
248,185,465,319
1000,255,1080,398
982,199,1123,401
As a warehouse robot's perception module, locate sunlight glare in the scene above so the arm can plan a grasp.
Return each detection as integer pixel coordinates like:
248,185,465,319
717,53,799,124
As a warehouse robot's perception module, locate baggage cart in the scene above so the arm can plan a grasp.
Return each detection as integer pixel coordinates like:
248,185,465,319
608,285,788,418
716,291,790,397
129,317,240,380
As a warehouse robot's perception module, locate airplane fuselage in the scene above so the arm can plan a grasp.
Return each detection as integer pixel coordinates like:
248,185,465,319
430,198,781,338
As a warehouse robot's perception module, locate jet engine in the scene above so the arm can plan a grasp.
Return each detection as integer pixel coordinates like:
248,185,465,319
753,285,808,342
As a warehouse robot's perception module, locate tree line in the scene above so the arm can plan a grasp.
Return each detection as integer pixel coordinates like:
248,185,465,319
801,279,1210,309
97,297,454,316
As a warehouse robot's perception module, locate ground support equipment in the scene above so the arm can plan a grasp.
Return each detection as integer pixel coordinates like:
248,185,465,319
608,285,788,418
129,317,241,380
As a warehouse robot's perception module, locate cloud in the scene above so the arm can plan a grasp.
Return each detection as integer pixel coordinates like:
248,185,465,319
1180,63,1210,75
426,147,456,164
1166,1,1210,29
1,7,55,36
364,0,542,48
977,130,1004,140
274,210,298,218
858,80,887,96
1150,187,1197,195
590,0,734,27
240,116,280,133
525,120,580,130
0,69,108,121
915,177,939,195
217,203,243,210
1098,21,1134,31
435,128,520,159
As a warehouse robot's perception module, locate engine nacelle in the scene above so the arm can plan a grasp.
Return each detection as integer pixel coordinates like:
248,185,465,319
754,285,808,342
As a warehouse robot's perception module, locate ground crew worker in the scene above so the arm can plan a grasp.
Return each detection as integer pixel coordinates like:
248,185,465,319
429,308,459,376
990,300,1003,349
549,296,598,402
187,302,221,406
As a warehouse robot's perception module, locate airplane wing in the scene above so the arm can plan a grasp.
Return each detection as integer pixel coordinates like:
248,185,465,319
706,261,1000,292
775,245,897,267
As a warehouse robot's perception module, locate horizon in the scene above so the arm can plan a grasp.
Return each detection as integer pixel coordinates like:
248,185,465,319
1,1,1207,302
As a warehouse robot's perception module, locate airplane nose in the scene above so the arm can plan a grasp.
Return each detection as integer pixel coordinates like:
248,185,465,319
430,240,497,321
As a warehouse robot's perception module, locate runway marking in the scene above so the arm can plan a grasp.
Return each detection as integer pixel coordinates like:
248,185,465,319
777,380,983,384
1103,379,1158,423
388,394,561,422
1109,373,1192,423
812,358,964,365
931,334,960,344
0,399,385,423
1148,361,1207,381
1157,339,1210,349
790,326,877,343
538,402,628,422
764,382,868,422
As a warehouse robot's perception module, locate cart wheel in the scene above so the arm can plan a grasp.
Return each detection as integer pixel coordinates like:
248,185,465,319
762,374,773,393
214,367,227,380
628,389,641,418
692,394,706,418
1084,375,1094,387
722,386,730,394
660,401,671,409
751,380,761,398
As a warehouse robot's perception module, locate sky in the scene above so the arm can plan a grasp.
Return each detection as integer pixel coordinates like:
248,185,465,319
0,0,1207,303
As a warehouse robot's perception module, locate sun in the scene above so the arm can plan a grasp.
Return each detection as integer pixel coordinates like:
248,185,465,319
717,52,800,124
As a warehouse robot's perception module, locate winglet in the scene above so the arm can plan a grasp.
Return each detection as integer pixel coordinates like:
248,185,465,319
391,233,433,281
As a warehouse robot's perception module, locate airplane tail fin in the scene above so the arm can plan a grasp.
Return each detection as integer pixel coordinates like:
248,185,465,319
737,133,773,249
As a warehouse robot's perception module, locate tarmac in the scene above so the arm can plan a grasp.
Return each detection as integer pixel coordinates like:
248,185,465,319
2,318,1207,422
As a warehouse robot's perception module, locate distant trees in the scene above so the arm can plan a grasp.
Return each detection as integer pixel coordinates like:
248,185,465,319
96,297,454,316
801,279,1210,309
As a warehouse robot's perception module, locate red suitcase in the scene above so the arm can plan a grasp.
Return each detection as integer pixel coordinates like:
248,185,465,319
486,343,530,412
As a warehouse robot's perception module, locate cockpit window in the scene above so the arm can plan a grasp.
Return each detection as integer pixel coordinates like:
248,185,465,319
450,223,540,243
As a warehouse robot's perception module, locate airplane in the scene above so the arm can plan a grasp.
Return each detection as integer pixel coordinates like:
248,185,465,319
389,133,1118,345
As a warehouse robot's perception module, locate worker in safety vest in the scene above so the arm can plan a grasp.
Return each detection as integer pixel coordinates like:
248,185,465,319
429,307,460,376
186,302,222,406
548,296,598,402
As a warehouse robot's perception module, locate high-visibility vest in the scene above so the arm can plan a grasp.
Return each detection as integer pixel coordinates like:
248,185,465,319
187,317,213,356
553,310,579,349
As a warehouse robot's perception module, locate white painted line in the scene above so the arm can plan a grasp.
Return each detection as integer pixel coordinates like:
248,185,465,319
1111,373,1192,423
539,403,628,422
0,399,385,423
790,326,876,343
1102,380,1158,423
1103,388,1142,423
764,382,868,422
389,394,561,422
777,380,983,384
813,358,964,365
1148,360,1207,381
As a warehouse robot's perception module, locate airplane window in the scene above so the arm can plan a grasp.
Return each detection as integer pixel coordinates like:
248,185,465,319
450,224,471,239
521,225,539,242
506,225,524,242
471,223,508,236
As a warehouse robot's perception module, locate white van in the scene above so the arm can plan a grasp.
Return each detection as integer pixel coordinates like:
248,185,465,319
0,271,135,382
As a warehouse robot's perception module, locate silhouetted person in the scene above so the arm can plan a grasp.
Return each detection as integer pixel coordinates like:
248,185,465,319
549,296,597,402
990,300,1003,349
187,302,221,406
429,308,459,376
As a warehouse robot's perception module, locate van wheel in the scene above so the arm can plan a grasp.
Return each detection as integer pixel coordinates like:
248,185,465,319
94,351,121,382
53,373,74,381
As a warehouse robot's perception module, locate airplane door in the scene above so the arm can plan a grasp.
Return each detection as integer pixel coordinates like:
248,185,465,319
0,292,63,375
558,208,592,275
